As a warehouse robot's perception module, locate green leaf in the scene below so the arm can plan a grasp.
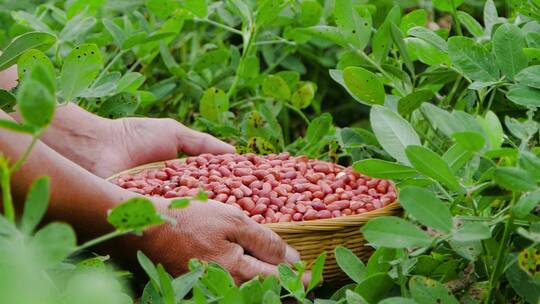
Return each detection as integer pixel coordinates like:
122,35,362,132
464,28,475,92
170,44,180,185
291,82,316,109
262,75,291,101
514,188,540,218
306,113,332,144
60,44,103,101
452,131,486,152
506,259,540,304
400,9,427,34
343,66,385,106
21,177,49,235
405,145,464,193
297,26,347,47
185,0,207,17
172,266,204,300
399,186,453,233
17,65,56,128
262,290,281,304
102,19,126,46
335,0,371,50
335,245,366,284
507,84,540,107
98,92,139,119
30,223,76,268
353,159,417,179
448,37,499,82
170,198,190,209
365,247,395,276
146,0,181,19
256,0,285,27
308,251,326,292
405,37,449,65
409,276,459,304
137,251,161,291
397,89,433,116
199,87,229,123
515,65,540,89
0,119,35,134
194,48,229,71
16,49,54,82
476,111,503,149
0,89,16,111
370,105,421,165
379,298,416,304
493,24,528,81
362,216,433,248
484,0,498,35
59,14,97,43
298,0,322,27
0,32,56,71
494,167,537,192
278,264,304,298
354,273,394,303
107,198,164,232
372,6,401,64
157,264,175,304
452,222,491,242
345,290,368,304
116,72,145,93
432,0,464,12
520,151,540,181
457,11,484,38
442,144,472,173
408,26,447,52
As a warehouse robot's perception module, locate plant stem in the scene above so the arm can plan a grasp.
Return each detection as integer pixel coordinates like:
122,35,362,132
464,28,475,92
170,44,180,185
396,262,409,297
352,48,407,96
93,49,127,86
485,196,515,304
76,229,129,251
284,103,310,125
10,134,39,174
226,25,254,100
0,157,14,223
194,18,243,36
450,1,463,36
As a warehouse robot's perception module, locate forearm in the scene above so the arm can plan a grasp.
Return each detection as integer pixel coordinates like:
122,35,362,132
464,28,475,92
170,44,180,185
9,103,114,174
0,110,135,238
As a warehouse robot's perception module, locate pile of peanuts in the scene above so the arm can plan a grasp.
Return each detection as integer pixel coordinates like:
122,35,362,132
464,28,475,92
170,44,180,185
112,153,396,223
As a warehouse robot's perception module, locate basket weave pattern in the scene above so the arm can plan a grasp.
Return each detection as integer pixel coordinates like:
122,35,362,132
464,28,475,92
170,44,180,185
107,160,401,282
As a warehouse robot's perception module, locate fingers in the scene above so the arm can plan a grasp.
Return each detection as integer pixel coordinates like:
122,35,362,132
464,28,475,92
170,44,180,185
235,254,312,286
230,217,300,265
175,123,235,155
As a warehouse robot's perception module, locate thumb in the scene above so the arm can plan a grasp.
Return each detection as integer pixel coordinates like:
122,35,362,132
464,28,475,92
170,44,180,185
175,123,235,155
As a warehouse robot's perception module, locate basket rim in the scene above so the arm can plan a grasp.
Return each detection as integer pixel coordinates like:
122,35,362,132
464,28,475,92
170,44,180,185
106,159,401,232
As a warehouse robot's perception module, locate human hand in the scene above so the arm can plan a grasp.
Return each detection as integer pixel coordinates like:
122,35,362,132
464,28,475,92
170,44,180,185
94,117,234,178
123,199,311,284
22,103,235,178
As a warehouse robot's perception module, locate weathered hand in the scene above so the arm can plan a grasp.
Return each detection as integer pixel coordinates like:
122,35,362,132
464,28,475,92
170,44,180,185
125,199,310,284
14,103,235,178
93,116,235,178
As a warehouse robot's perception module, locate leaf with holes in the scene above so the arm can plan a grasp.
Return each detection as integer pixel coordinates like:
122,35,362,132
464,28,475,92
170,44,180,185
343,67,385,106
60,44,103,101
107,198,164,232
199,87,229,123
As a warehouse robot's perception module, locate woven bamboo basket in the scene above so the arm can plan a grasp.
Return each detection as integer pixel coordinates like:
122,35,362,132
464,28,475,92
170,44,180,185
107,160,401,282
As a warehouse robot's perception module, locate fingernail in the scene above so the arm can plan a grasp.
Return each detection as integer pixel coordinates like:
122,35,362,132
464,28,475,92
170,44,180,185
285,245,301,264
